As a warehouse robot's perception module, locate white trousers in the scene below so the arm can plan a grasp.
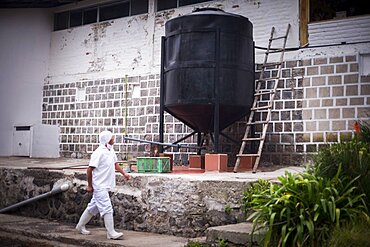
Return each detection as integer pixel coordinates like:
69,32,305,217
86,188,113,217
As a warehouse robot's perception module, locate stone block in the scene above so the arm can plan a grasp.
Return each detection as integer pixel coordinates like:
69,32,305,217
306,88,317,98
303,78,310,86
301,59,312,66
332,86,344,96
314,58,327,65
205,154,228,172
328,75,342,85
332,121,346,131
340,132,352,141
305,121,317,131
306,144,317,152
342,108,355,118
314,109,327,119
350,63,359,72
361,76,370,83
345,55,356,62
335,64,348,73
344,74,358,84
318,121,330,131
313,133,324,142
335,98,348,106
320,65,334,74
329,108,340,119
322,99,333,106
358,107,370,118
326,132,338,142
361,85,370,95
350,97,364,105
206,222,265,246
346,85,358,96
309,99,320,107
319,87,330,97
188,155,205,169
329,56,344,63
312,76,326,86
286,60,297,68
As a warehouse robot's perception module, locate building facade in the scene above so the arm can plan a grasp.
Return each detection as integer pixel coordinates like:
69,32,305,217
1,0,369,165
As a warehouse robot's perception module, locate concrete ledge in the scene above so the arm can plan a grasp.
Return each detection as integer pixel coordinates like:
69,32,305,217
0,214,189,247
206,222,265,246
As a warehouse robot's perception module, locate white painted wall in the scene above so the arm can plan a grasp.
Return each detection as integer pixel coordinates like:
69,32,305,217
308,15,370,46
0,9,52,156
47,0,300,84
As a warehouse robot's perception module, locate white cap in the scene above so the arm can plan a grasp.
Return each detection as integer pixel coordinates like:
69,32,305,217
99,130,113,145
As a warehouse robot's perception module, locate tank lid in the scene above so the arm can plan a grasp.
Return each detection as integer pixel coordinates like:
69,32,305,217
192,7,225,13
187,7,244,18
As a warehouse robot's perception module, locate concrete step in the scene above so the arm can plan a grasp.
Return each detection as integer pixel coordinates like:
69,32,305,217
0,214,190,247
205,222,265,246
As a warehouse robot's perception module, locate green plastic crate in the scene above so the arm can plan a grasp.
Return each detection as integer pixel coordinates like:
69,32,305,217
136,157,171,173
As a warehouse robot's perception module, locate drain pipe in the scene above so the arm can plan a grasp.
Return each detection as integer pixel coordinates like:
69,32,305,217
0,183,70,214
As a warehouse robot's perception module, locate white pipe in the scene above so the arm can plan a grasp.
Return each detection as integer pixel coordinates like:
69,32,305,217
0,183,70,214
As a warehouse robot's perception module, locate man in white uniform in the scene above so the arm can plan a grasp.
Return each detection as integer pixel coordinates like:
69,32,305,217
76,130,131,239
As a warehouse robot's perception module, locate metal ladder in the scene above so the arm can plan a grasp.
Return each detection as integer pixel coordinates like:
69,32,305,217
234,24,290,173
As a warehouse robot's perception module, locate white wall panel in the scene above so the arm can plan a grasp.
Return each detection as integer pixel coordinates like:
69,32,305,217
308,15,370,46
48,0,300,83
0,9,52,156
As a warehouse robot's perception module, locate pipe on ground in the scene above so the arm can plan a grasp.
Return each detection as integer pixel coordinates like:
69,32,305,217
0,183,70,214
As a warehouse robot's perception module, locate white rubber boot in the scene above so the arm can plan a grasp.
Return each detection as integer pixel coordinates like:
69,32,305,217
103,213,123,240
76,208,93,235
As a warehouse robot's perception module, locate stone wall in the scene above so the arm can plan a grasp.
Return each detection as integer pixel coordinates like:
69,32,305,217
0,168,248,237
41,53,370,166
259,54,369,165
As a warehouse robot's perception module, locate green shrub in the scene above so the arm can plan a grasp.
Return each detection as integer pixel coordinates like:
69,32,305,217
184,241,205,247
313,138,370,208
327,214,370,247
244,169,367,247
358,121,370,143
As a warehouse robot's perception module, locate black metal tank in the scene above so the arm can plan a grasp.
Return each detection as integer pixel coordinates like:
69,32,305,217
160,8,254,152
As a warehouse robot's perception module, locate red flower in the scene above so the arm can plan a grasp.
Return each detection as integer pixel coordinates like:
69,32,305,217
354,121,361,134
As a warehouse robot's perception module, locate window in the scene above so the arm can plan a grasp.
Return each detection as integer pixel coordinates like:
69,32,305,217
132,0,149,15
54,12,69,31
310,0,370,23
70,10,82,27
157,0,177,11
157,0,210,11
53,0,148,31
100,2,129,22
83,8,98,25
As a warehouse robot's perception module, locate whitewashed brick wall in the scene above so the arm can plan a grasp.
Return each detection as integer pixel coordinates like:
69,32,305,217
42,0,370,165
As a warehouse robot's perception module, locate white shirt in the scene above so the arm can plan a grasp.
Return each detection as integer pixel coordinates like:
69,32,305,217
89,144,118,190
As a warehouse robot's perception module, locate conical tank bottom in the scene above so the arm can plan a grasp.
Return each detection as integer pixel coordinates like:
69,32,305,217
165,104,249,132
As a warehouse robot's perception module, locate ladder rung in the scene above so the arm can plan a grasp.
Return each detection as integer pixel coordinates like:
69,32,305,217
270,35,287,41
254,91,274,96
257,77,279,81
266,48,284,54
262,62,282,68
251,105,272,110
246,120,269,125
237,154,260,157
242,137,264,141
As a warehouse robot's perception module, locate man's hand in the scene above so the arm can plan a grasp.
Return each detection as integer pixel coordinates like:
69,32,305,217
87,185,94,193
124,173,131,180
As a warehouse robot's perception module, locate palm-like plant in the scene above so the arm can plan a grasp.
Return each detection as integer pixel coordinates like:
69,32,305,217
244,168,367,247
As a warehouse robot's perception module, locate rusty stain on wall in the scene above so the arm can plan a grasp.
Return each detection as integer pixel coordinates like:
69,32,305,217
85,22,112,72
60,36,67,50
131,50,142,70
155,9,175,26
